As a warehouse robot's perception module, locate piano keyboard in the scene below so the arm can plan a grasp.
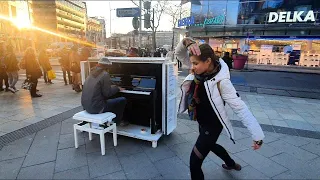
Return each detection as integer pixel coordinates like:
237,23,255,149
120,90,151,95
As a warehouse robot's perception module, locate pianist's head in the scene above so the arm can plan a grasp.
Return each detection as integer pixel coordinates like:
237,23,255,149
189,44,219,75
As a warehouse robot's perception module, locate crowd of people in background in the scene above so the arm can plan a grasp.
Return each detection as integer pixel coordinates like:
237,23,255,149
0,42,92,98
0,41,235,98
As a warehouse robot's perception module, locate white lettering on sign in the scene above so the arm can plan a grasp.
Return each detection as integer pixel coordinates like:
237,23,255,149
268,11,315,23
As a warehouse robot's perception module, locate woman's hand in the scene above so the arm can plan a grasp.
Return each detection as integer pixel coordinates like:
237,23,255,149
183,38,201,56
252,140,263,150
187,43,201,56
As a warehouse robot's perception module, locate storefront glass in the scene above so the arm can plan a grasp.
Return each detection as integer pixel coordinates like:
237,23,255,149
237,0,320,25
190,0,320,26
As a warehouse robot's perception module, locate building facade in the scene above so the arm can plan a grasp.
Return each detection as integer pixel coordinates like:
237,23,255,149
30,0,86,45
86,17,102,44
155,31,180,48
107,31,179,50
96,17,106,44
178,0,320,67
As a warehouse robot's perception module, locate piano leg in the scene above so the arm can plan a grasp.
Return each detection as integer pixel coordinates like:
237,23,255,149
152,141,157,148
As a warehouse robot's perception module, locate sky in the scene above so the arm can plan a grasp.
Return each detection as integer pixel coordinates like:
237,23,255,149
85,1,183,37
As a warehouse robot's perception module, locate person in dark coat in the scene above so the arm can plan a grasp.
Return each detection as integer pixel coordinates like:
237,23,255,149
81,57,128,126
24,47,43,97
222,52,233,70
69,46,81,92
4,45,19,93
59,48,71,85
39,49,53,84
0,43,9,92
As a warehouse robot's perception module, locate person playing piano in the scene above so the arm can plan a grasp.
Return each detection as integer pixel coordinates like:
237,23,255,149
81,57,129,126
176,39,264,180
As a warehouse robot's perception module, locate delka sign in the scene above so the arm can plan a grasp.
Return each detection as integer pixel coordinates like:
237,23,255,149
268,10,315,23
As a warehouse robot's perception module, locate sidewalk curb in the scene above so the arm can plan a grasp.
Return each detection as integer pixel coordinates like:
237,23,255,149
247,64,320,75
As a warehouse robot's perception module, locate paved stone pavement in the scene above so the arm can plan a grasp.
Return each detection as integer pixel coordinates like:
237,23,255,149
0,79,81,135
1,116,320,179
1,72,320,179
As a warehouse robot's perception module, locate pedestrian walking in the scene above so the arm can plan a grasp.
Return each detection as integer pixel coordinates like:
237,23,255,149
80,46,91,61
177,40,264,180
0,43,9,92
69,46,81,92
4,45,19,93
24,47,43,98
222,52,233,70
38,49,53,84
59,48,71,85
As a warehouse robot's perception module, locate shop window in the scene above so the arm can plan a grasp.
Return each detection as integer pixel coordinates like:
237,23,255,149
226,0,240,25
208,1,227,20
237,1,268,25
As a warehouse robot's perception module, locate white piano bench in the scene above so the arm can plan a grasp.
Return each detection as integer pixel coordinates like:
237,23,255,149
73,111,117,155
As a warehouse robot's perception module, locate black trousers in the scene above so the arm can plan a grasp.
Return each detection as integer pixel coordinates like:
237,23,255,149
190,124,235,180
103,97,127,123
62,69,71,84
0,71,9,89
29,77,38,96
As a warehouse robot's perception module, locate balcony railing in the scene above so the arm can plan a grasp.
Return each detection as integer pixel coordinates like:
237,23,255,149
56,10,84,24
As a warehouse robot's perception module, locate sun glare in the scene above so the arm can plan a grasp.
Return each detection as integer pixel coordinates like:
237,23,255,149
0,13,98,48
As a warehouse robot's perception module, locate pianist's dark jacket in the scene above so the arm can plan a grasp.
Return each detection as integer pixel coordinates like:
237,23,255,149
81,67,120,114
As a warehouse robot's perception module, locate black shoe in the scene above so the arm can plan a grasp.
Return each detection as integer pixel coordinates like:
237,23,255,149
222,163,242,171
48,81,54,84
31,94,42,98
65,82,68,85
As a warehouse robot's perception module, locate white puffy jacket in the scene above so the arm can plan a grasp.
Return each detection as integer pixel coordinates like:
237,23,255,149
178,59,265,142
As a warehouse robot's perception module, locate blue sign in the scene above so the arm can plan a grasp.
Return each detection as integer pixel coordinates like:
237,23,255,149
178,15,224,27
178,16,195,27
116,8,140,17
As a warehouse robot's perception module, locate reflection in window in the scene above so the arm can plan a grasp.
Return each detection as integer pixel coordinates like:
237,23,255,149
191,0,209,25
226,0,240,25
237,1,267,24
